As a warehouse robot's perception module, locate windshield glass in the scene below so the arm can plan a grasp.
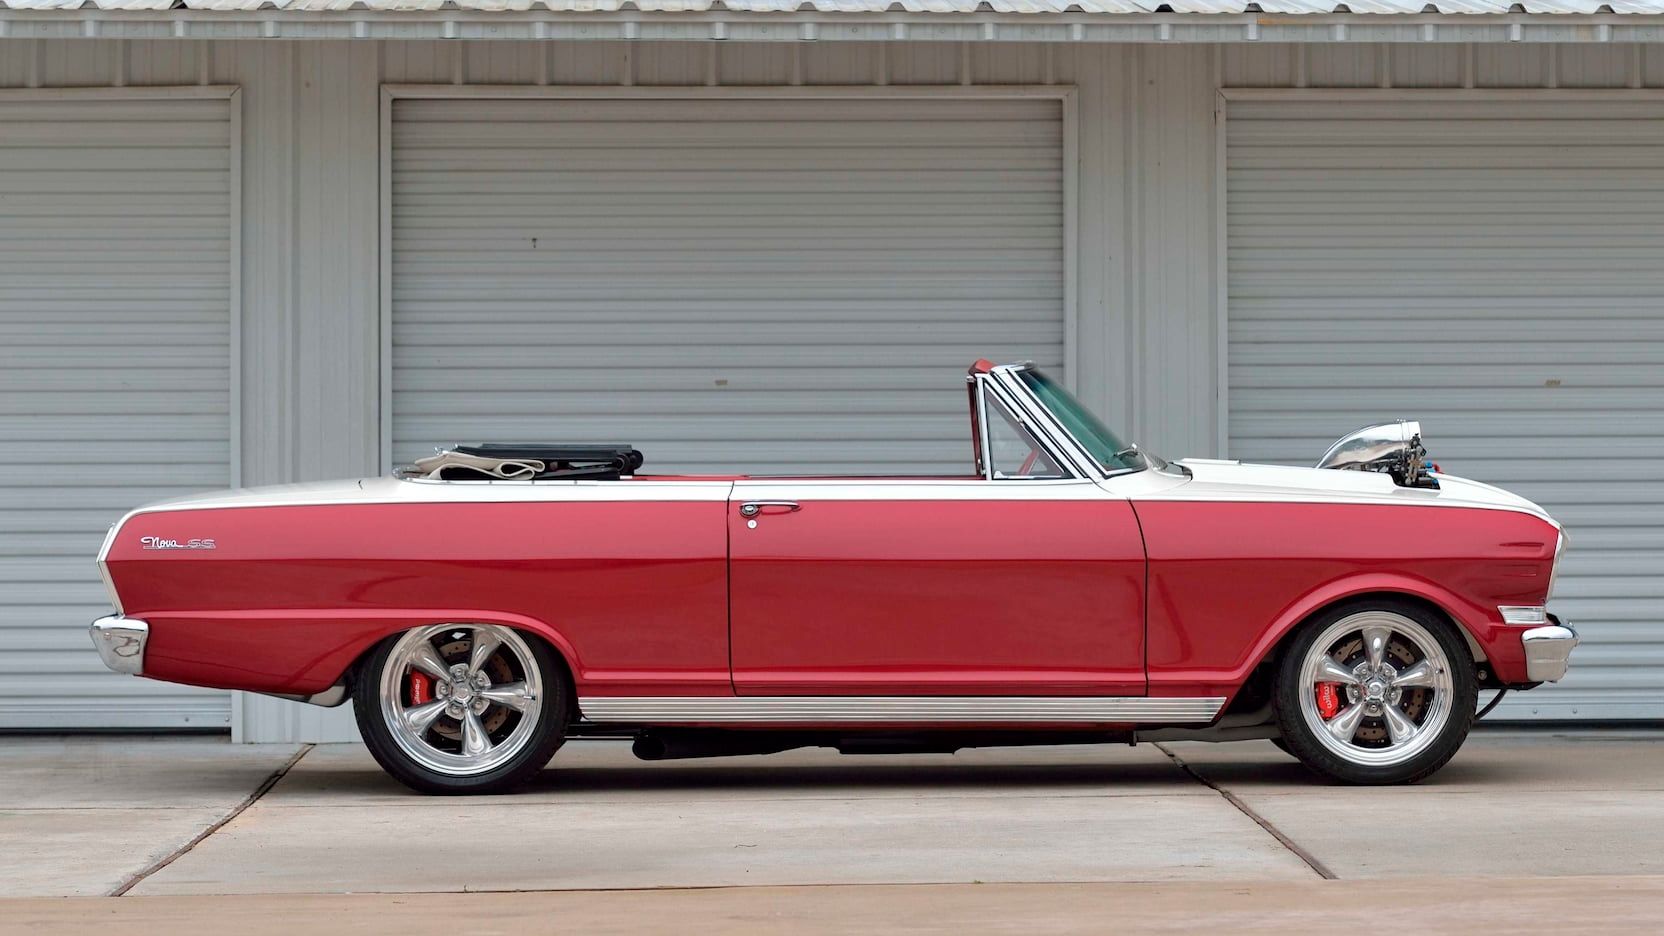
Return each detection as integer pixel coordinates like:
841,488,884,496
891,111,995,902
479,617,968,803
1016,368,1147,473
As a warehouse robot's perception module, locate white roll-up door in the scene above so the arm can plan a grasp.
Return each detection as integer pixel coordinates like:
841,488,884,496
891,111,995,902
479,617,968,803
0,93,235,728
1226,96,1664,720
389,95,1066,475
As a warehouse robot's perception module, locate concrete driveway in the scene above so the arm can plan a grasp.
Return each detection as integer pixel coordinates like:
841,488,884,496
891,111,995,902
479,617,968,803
4,729,1662,931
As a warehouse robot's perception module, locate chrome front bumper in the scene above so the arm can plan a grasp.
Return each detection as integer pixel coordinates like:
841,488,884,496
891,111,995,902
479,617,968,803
90,615,149,676
1521,616,1578,683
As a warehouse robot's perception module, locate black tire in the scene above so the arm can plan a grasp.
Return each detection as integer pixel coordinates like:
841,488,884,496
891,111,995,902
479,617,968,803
1268,737,1294,758
1273,597,1476,785
353,627,570,795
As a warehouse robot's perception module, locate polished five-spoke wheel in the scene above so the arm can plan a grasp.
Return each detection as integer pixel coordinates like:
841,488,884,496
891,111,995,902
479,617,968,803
353,623,569,794
383,624,542,774
1275,599,1476,784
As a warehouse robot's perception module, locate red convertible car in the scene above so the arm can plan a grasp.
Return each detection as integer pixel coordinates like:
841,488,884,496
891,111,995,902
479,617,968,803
91,361,1576,794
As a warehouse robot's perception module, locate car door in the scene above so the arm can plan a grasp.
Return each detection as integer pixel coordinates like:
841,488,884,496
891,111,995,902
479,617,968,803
727,391,1146,697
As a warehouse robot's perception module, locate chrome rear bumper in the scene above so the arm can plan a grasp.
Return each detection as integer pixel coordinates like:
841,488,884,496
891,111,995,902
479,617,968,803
90,615,149,676
1521,616,1578,683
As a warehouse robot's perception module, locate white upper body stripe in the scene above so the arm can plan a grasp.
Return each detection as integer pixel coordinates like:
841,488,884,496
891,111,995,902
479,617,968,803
105,466,1555,520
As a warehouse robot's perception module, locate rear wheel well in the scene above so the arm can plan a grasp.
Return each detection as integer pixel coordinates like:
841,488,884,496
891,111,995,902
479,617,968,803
344,622,579,726
518,629,580,725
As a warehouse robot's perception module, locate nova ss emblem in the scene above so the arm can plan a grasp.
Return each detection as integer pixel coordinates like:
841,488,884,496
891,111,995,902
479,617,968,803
140,536,217,551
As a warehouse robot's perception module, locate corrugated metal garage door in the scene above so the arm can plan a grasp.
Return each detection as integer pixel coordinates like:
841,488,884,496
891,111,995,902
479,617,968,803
0,94,234,728
389,95,1066,475
1226,96,1664,720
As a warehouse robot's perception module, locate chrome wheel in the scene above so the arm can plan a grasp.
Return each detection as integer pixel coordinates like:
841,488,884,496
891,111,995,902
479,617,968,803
1297,610,1455,768
377,624,543,777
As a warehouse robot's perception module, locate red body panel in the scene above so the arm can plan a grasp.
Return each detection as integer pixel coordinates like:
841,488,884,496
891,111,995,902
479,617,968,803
1134,501,1558,695
728,497,1145,695
106,481,1558,715
107,502,730,696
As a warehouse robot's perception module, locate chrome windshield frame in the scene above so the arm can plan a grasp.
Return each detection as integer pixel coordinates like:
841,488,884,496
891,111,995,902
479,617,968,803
985,363,1147,482
969,370,1087,482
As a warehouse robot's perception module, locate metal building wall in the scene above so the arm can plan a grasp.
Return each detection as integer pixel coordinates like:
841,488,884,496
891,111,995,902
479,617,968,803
0,38,1651,741
0,88,237,729
1224,94,1664,720
388,92,1070,476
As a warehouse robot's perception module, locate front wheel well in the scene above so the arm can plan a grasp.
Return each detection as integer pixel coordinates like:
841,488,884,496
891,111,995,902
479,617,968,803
1227,590,1483,718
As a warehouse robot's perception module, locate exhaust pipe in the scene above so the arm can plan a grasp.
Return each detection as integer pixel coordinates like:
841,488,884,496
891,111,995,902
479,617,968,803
631,730,807,761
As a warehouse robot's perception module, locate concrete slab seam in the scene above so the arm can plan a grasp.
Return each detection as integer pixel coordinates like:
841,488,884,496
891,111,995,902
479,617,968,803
109,743,316,897
257,790,1218,810
1153,742,1336,881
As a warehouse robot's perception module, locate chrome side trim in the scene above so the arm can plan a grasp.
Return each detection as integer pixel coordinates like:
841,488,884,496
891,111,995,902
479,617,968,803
90,615,148,676
1522,622,1579,683
95,521,124,615
1547,529,1567,601
580,696,1225,725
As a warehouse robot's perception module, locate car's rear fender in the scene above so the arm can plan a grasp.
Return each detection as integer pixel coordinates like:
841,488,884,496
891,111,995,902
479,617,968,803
136,608,585,699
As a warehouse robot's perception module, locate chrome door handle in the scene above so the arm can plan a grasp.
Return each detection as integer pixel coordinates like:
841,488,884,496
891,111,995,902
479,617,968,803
739,500,800,518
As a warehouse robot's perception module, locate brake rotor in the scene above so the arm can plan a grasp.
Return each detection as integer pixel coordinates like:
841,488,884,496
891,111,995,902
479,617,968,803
427,634,515,743
1328,635,1431,746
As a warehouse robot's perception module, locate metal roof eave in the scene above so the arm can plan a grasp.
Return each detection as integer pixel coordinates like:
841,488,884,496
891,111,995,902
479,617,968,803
0,9,1662,42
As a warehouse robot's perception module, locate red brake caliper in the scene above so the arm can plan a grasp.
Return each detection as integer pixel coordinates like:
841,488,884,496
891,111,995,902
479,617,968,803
1316,682,1341,720
409,670,433,706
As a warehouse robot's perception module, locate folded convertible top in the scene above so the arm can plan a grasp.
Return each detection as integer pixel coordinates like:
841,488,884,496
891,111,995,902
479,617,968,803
399,443,644,481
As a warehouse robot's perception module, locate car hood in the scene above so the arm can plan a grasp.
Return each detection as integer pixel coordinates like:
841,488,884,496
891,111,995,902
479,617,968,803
1168,458,1557,526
